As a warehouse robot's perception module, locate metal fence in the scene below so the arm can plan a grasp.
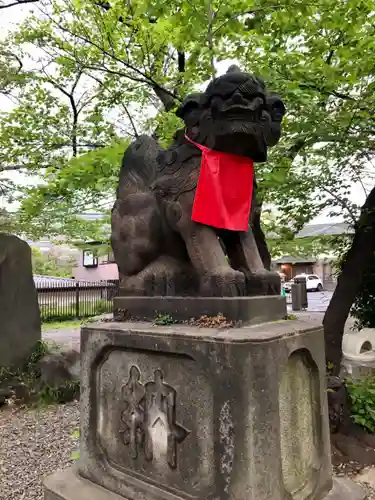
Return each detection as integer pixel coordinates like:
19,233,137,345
35,276,120,322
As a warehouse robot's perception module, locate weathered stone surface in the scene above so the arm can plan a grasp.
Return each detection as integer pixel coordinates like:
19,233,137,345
44,468,365,500
0,234,41,368
39,348,80,387
114,295,287,324
356,466,375,487
44,467,125,500
279,350,321,496
325,478,366,499
111,67,285,299
76,317,333,500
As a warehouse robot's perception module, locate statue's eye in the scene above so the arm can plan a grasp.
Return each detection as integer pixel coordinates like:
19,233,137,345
270,100,286,120
209,92,231,100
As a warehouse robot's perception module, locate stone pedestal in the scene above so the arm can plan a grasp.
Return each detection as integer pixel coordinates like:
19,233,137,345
44,317,365,500
114,295,287,324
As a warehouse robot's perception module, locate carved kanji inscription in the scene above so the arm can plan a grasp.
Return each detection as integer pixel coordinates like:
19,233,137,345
120,366,189,468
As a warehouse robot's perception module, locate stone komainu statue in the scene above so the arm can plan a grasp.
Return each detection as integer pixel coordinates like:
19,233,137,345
111,66,285,297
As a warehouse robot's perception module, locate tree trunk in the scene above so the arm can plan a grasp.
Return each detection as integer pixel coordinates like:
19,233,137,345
324,186,375,374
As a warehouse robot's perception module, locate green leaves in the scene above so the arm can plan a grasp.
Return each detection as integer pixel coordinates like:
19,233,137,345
0,0,374,244
347,376,375,434
31,247,77,278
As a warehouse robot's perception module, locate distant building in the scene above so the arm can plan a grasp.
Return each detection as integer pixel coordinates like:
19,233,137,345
272,256,337,289
295,222,352,238
72,241,118,281
272,222,353,289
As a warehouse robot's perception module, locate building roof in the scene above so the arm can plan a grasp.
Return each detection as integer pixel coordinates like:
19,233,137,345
78,212,108,221
273,256,316,264
296,222,353,238
33,275,76,287
33,275,115,287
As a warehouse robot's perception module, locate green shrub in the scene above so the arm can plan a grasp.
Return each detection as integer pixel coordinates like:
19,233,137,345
0,340,50,384
154,313,175,325
346,376,375,433
0,340,79,406
38,379,80,405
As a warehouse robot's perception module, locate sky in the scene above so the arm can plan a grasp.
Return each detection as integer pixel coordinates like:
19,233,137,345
0,5,371,225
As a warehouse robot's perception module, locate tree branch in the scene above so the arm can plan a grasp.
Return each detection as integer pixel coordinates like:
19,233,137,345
299,83,356,101
0,0,38,8
320,185,358,223
68,71,82,157
207,0,216,78
121,104,139,138
90,0,180,110
0,164,24,172
40,69,83,157
212,5,283,36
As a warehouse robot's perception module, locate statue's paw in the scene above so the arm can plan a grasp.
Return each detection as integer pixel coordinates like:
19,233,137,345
266,271,281,295
120,258,198,297
244,269,281,296
200,268,246,297
120,276,147,296
121,270,176,296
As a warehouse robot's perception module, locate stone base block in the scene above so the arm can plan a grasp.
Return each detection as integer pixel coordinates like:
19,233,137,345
76,317,334,500
326,477,366,499
44,468,124,499
114,295,287,324
44,468,366,500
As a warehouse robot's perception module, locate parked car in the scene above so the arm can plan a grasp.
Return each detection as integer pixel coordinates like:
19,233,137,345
283,274,323,293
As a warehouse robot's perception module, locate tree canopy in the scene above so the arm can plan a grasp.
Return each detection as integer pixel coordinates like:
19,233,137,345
0,0,374,242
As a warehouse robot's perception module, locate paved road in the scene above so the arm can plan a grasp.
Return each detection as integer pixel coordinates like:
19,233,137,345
42,325,81,351
306,290,333,312
287,290,333,313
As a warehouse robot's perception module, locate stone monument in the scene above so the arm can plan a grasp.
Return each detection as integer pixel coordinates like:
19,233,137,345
111,65,286,323
44,68,364,500
0,234,41,368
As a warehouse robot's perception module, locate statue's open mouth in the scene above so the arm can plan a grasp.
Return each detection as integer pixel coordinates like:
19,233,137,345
223,104,249,113
221,105,264,121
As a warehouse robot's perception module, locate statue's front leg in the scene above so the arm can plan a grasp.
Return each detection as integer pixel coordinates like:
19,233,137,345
223,229,281,295
177,220,246,297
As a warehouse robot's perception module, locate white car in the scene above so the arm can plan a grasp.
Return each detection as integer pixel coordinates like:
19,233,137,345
283,274,323,293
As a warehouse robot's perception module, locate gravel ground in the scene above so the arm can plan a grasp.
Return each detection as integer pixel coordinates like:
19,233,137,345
0,402,79,500
1,400,375,499
42,326,81,351
358,481,375,498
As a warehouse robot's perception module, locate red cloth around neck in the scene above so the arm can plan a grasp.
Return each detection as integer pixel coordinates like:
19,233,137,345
185,135,254,231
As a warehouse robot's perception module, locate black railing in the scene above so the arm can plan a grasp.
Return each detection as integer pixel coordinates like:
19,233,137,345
35,276,120,322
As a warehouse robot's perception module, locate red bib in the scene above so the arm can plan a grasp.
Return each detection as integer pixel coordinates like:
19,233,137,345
186,135,254,231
